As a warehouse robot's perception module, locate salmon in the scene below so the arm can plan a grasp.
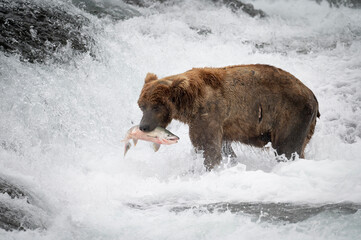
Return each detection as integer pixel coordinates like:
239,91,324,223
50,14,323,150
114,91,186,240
122,125,179,156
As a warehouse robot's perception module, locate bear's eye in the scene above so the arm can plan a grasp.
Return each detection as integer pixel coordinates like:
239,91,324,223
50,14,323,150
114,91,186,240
152,105,160,111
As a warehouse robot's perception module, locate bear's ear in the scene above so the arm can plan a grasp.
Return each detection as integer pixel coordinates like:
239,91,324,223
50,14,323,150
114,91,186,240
144,73,158,83
170,78,194,110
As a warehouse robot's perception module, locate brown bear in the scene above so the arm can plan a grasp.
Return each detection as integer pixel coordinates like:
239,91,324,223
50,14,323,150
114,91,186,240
137,64,320,170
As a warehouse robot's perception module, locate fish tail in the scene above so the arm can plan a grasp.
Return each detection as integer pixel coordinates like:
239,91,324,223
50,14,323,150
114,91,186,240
124,142,131,156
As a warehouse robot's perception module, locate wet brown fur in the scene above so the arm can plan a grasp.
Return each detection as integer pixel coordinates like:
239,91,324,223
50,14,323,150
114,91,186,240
138,64,320,170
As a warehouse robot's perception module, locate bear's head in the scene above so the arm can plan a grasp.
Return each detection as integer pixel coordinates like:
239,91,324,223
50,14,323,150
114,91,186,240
137,72,197,132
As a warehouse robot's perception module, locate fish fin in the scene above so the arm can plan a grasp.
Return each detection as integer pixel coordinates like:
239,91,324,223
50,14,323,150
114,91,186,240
124,142,131,156
133,139,138,146
153,143,161,152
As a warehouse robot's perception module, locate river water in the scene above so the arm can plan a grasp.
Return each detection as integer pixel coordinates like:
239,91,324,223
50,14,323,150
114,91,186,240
1,0,361,239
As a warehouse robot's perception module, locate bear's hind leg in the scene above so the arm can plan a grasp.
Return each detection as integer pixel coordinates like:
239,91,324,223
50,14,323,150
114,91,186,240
272,104,316,159
301,111,318,156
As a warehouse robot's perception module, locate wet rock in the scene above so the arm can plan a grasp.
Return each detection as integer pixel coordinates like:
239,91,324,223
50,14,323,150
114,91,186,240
193,202,361,223
315,0,361,8
214,0,267,18
0,0,93,63
0,177,30,203
190,26,213,36
124,0,267,18
128,201,361,223
123,0,167,7
0,177,48,231
0,202,46,231
72,0,141,20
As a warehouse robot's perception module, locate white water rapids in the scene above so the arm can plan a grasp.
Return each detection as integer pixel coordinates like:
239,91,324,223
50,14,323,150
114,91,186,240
1,0,361,239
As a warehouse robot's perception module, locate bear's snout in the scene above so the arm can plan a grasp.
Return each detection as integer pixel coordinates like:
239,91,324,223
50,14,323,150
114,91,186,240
139,111,158,132
139,124,151,132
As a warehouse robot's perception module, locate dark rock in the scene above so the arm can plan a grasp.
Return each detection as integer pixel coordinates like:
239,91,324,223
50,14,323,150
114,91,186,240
0,177,31,203
213,0,267,18
123,0,267,18
0,202,46,231
315,0,361,8
123,0,150,7
128,201,361,223
123,0,168,7
0,0,94,63
190,26,213,36
191,202,361,223
0,177,48,231
72,0,141,20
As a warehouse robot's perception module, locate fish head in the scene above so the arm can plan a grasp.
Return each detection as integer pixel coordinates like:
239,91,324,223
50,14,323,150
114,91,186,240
163,128,180,142
164,135,179,144
152,127,179,144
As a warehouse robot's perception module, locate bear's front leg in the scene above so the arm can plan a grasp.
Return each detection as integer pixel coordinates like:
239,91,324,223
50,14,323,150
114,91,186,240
189,120,223,171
